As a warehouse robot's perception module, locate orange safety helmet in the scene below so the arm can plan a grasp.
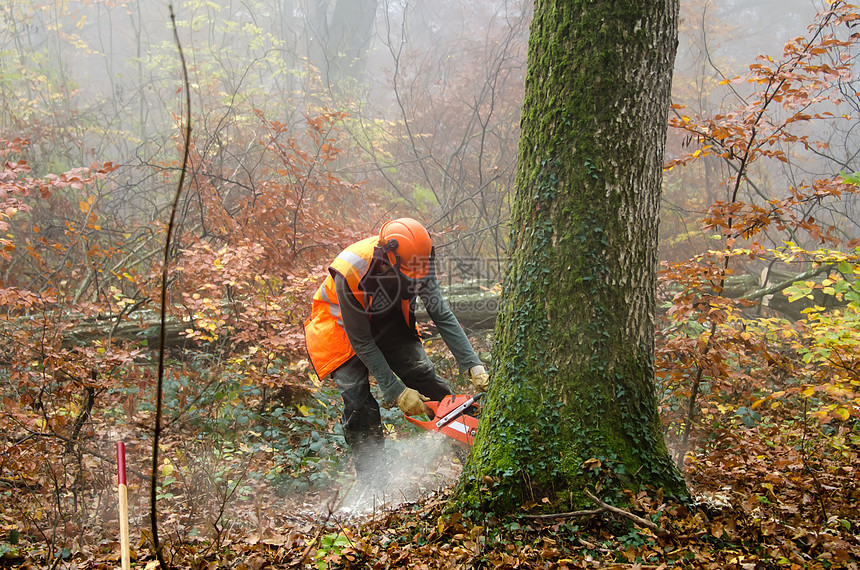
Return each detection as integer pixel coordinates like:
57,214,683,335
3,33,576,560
378,217,432,280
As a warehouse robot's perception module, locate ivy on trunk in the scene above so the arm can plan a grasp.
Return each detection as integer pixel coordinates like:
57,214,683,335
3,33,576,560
454,0,689,516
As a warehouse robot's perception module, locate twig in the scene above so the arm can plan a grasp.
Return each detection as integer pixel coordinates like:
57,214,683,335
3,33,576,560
522,507,604,520
584,490,660,532
150,5,192,569
521,490,661,534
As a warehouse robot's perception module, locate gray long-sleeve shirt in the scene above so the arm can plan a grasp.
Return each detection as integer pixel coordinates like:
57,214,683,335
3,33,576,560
334,271,482,403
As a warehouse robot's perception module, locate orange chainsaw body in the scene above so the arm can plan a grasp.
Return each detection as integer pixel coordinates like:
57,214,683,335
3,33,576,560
405,393,481,447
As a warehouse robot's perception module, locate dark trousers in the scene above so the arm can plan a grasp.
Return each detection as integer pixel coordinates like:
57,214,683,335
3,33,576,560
332,338,451,478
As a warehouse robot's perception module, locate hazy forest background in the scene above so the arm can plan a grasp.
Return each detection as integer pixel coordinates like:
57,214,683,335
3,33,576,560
1,0,859,567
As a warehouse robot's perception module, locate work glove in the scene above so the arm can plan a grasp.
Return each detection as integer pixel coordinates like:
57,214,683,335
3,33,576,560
467,365,490,393
396,387,431,416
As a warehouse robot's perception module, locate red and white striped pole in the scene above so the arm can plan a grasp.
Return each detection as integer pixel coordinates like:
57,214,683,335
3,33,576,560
117,442,130,570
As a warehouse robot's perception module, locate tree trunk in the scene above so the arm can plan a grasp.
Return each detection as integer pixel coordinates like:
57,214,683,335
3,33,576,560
454,0,688,515
306,0,378,87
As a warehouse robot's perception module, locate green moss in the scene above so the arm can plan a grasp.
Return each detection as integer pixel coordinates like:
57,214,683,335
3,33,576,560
451,0,687,519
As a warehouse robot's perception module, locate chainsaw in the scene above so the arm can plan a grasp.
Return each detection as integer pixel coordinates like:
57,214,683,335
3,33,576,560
405,393,482,447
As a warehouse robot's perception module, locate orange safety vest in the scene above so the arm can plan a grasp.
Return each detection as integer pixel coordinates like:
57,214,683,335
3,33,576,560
304,236,414,379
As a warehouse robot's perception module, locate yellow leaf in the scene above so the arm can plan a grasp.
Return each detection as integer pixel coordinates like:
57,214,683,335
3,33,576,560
833,408,849,421
801,386,815,397
79,201,90,213
296,405,309,417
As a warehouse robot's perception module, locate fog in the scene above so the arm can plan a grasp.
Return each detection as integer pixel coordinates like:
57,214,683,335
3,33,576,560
2,0,859,555
2,0,856,264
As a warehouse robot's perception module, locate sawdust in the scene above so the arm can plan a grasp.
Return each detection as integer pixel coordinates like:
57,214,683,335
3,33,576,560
333,431,465,518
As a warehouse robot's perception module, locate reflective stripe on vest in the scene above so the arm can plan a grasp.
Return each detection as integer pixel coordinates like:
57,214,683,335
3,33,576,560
317,279,342,326
334,249,368,280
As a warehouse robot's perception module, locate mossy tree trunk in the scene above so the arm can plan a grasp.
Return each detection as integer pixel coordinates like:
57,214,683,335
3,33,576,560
454,0,688,516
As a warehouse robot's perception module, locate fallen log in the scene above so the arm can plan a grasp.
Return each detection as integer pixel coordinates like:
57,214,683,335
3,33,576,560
415,282,500,333
61,310,190,348
6,267,847,354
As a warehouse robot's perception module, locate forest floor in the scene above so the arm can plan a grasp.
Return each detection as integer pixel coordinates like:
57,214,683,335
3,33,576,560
5,418,856,570
1,359,858,570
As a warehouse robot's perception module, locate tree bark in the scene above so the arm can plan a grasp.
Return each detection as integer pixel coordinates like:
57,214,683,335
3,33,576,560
454,0,688,516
